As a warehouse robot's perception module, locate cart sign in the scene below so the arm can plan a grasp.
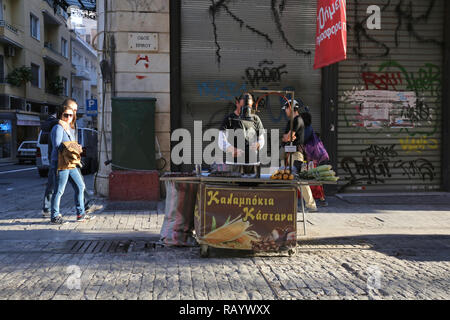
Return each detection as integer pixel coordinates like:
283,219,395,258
313,0,347,69
195,185,297,251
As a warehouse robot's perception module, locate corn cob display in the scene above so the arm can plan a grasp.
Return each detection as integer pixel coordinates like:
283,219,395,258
203,217,252,244
297,165,340,182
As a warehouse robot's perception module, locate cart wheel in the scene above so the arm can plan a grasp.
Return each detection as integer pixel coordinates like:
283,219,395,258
200,245,210,258
288,248,296,256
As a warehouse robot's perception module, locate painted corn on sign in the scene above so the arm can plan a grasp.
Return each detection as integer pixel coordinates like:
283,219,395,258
195,185,297,251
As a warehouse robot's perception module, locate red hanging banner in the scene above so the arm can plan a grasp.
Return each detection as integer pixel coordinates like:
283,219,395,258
313,0,347,69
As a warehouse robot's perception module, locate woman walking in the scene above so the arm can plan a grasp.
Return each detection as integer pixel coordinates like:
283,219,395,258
49,104,93,224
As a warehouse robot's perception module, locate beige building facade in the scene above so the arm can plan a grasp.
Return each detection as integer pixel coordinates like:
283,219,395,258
94,0,450,198
0,0,74,161
71,30,98,128
95,0,170,196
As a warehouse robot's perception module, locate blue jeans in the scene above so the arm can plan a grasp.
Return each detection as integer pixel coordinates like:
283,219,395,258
43,167,91,213
51,168,86,219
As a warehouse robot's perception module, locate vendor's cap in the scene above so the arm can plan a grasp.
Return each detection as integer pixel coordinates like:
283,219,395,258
282,99,302,110
282,98,310,113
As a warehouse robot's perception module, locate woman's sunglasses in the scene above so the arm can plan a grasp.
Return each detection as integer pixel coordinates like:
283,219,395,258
63,113,74,118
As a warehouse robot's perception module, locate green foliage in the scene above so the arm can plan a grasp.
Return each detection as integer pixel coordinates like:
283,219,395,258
6,66,33,87
47,76,64,96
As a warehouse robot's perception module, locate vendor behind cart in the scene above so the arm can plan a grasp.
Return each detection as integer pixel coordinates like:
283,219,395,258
281,99,318,212
218,92,265,174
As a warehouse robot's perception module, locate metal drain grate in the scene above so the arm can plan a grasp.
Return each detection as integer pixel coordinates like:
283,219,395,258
64,240,161,254
66,240,130,254
298,239,373,250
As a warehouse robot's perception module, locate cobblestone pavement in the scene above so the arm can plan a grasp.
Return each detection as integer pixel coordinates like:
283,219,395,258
0,169,449,301
0,198,448,300
0,238,448,300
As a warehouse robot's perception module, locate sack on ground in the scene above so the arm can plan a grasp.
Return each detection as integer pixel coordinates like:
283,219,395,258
159,181,198,247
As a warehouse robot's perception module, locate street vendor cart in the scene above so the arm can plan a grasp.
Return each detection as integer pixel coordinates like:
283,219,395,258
159,90,337,257
160,174,335,257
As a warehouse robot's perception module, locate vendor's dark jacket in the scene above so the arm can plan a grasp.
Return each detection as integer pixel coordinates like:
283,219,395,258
282,115,305,147
220,112,264,145
220,111,264,163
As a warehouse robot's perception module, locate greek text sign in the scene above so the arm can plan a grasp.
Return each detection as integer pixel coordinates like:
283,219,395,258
128,33,158,52
314,0,347,69
195,185,297,251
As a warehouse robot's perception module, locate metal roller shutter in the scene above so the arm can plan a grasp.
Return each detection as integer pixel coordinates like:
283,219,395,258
337,0,444,192
180,0,321,169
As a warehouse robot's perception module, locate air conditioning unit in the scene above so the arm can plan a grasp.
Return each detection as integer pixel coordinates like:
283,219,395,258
25,103,32,112
5,46,15,57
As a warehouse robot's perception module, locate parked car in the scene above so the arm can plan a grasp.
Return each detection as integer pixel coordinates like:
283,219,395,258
17,141,37,164
36,131,50,177
36,127,98,177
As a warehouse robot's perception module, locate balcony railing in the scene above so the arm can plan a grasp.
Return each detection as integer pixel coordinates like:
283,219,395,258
43,0,69,20
44,42,60,55
0,20,19,35
73,65,91,80
44,42,67,58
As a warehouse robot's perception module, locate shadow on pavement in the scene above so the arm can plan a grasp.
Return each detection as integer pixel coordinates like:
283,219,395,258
314,196,450,213
0,228,448,264
296,234,450,262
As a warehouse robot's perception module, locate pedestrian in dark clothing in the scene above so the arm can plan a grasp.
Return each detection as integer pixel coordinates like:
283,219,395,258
300,107,328,207
41,114,58,217
300,109,313,143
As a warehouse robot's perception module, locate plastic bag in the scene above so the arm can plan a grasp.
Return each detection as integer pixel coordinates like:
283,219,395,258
304,130,329,164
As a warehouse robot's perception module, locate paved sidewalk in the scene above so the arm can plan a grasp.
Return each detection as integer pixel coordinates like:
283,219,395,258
304,193,450,238
1,194,449,241
0,193,448,300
